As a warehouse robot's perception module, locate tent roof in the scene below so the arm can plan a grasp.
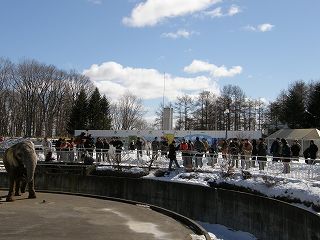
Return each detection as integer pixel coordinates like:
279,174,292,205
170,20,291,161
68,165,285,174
266,129,320,140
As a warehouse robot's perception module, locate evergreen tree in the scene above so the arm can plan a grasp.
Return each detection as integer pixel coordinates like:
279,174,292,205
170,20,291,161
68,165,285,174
283,81,308,128
87,87,102,129
306,81,320,128
100,95,111,129
67,88,88,134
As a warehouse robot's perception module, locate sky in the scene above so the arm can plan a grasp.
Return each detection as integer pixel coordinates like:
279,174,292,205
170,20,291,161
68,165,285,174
1,0,320,120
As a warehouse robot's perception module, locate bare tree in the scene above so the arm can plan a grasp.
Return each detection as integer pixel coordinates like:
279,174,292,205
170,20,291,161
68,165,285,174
192,91,216,130
0,58,95,137
174,94,194,130
111,92,145,130
0,58,14,135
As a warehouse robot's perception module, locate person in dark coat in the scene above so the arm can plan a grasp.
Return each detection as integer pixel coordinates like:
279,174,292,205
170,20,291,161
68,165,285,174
129,140,135,151
110,137,123,166
257,138,268,170
95,137,104,163
193,137,205,168
55,138,62,161
251,139,258,167
228,138,240,168
84,134,94,157
270,138,281,162
308,140,318,164
136,137,144,160
160,137,168,156
148,137,160,170
167,140,180,171
290,139,301,161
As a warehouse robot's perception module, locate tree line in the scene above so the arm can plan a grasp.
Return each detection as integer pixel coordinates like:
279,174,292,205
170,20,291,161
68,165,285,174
165,80,320,134
267,80,320,130
1,57,319,137
0,57,146,137
155,85,268,133
0,58,95,137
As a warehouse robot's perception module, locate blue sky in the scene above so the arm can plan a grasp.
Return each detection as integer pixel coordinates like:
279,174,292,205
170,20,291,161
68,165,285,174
1,0,320,120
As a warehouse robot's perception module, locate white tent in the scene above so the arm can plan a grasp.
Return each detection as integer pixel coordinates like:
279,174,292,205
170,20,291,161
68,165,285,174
266,128,320,155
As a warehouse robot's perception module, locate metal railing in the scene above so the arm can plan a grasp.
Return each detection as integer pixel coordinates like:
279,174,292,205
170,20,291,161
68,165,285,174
1,148,319,180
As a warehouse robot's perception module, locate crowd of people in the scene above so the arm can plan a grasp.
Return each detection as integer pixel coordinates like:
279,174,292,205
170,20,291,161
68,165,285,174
40,133,319,174
41,132,123,165
147,136,319,173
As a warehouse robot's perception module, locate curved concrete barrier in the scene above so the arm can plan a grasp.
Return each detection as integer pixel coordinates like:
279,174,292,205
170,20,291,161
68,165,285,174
1,172,320,240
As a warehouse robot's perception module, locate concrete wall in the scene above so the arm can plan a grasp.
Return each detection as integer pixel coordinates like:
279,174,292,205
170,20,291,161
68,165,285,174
1,172,320,240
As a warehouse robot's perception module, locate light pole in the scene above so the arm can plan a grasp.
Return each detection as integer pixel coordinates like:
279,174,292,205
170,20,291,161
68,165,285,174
224,109,230,139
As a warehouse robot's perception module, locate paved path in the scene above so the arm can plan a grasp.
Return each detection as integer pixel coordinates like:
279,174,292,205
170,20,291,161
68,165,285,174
0,191,195,240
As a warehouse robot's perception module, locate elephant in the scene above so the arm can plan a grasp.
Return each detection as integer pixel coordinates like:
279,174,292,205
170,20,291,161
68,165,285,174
3,140,38,202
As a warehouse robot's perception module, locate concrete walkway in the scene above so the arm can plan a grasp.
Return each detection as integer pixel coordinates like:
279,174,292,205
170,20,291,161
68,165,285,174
0,191,196,240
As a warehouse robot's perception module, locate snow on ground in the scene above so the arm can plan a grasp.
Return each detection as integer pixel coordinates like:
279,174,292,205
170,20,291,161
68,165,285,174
194,222,257,240
144,159,320,213
95,152,320,240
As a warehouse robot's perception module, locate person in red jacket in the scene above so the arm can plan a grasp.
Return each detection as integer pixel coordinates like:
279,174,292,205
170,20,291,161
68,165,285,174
179,138,189,169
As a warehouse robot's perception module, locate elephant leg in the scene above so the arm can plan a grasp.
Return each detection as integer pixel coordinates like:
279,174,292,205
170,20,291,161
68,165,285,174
6,173,16,202
14,167,26,196
19,167,27,194
27,179,36,199
20,177,27,193
14,177,21,196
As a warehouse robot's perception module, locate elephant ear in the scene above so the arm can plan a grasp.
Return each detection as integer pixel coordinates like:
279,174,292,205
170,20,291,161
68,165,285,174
4,148,20,168
11,141,38,182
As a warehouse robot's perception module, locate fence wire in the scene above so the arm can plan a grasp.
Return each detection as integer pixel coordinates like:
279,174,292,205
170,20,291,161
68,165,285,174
0,148,319,180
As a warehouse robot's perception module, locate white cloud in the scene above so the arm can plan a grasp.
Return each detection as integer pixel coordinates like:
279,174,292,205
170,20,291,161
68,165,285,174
122,0,221,27
228,5,241,16
83,61,220,102
243,23,274,32
257,23,274,32
204,5,241,18
87,0,102,4
205,7,223,18
161,29,194,39
184,60,243,78
243,25,256,31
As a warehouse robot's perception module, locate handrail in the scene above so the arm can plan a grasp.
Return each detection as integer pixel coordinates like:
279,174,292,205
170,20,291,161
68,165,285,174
1,148,319,180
